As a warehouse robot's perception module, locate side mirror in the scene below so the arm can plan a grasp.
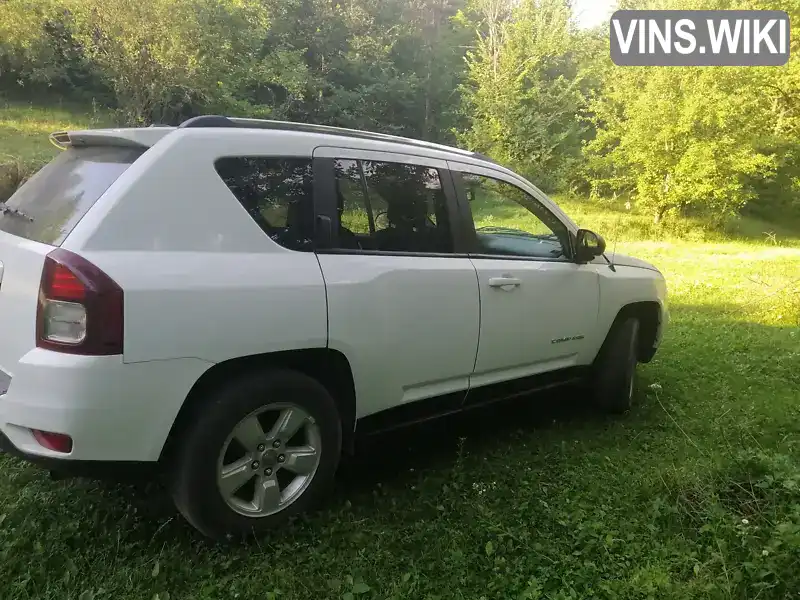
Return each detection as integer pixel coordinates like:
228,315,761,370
575,229,606,263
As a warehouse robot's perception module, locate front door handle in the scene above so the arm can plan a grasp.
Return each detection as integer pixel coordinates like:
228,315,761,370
488,276,521,289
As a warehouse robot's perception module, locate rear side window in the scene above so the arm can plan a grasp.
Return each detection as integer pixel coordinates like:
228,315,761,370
332,158,453,254
0,146,144,245
214,157,314,252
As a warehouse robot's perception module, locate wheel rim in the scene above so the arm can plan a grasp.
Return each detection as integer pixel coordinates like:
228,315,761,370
216,403,321,517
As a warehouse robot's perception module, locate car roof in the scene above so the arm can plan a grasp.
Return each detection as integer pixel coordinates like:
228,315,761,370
178,116,497,164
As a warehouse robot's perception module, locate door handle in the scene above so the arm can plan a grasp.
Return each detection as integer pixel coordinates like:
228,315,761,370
488,276,521,289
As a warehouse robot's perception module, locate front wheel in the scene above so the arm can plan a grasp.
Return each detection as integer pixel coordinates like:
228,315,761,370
170,369,342,541
592,317,640,414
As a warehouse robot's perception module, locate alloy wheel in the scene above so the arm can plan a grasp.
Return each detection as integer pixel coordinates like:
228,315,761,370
216,403,321,517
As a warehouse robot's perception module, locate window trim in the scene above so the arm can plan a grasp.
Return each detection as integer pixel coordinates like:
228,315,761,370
311,147,468,257
450,168,576,263
356,161,377,236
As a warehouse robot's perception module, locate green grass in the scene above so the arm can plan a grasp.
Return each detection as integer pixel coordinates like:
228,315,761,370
555,195,800,248
1,102,800,599
0,99,113,165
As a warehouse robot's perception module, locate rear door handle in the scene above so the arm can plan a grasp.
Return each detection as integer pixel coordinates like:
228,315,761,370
488,276,521,289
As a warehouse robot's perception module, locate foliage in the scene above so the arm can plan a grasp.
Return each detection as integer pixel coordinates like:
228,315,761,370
1,3,800,596
457,0,588,191
582,0,800,224
3,0,800,223
0,0,472,138
585,64,778,224
62,0,276,125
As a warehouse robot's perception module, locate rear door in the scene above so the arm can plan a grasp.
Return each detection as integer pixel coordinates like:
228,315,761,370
312,147,480,426
0,145,143,375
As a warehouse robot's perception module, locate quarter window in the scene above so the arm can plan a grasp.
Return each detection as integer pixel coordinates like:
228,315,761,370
215,157,314,251
333,159,453,254
461,173,570,259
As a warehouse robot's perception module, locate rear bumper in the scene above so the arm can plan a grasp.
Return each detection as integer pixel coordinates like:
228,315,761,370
0,349,212,462
0,429,157,478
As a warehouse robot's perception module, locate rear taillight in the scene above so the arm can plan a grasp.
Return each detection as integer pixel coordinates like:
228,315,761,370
36,249,123,355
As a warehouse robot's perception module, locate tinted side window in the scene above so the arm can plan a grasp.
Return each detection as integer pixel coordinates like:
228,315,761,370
333,158,453,254
462,173,570,260
215,157,313,251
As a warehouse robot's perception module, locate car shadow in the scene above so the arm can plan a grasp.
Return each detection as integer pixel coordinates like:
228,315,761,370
89,381,619,542
338,383,602,491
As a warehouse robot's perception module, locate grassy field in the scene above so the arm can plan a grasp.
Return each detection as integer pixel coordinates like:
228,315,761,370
1,102,799,600
0,99,113,164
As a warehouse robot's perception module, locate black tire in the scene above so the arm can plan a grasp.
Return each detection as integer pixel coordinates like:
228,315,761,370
592,317,640,414
170,369,342,542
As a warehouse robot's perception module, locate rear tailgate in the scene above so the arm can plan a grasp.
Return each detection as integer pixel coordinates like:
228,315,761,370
0,232,51,376
0,145,144,375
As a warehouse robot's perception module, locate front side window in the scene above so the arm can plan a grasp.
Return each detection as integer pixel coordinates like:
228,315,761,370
461,173,570,260
333,158,453,254
215,157,314,251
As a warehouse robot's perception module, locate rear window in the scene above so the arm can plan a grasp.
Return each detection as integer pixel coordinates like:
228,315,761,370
0,146,143,245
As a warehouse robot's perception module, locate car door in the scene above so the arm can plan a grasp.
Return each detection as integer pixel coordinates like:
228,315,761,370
312,147,480,429
447,161,601,402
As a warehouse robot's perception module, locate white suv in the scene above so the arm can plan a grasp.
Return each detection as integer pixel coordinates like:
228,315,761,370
0,116,667,540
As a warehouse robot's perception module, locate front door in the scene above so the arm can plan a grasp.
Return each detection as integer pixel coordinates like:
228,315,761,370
448,163,601,398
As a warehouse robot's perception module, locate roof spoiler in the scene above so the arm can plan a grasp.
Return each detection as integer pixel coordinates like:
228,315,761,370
49,131,71,151
47,127,174,151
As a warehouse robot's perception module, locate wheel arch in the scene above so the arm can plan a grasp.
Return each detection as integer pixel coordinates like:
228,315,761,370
596,301,661,364
159,348,357,465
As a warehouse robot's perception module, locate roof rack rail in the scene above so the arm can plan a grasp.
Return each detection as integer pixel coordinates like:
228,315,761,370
178,115,495,163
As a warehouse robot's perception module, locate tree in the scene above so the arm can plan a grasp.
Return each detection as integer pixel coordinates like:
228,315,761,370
586,64,779,223
458,0,587,191
0,0,100,95
62,0,281,124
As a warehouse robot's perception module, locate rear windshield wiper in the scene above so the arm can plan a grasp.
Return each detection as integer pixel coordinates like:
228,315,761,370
0,202,34,222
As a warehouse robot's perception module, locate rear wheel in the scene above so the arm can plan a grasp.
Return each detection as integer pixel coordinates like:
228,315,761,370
592,317,640,414
170,369,342,541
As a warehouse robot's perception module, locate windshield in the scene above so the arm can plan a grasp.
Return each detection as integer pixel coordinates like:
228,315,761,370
0,146,144,245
